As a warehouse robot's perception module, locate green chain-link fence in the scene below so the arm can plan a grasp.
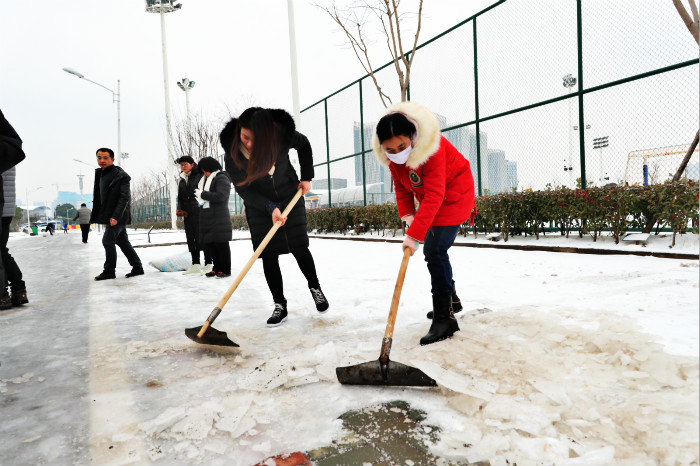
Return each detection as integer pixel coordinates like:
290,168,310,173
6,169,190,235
300,0,699,208
133,0,699,220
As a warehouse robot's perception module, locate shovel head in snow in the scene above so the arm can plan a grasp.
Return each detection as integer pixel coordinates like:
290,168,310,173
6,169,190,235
336,358,436,387
185,324,239,347
336,249,436,388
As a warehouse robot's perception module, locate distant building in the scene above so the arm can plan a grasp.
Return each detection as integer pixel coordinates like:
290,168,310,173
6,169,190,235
353,121,393,204
487,149,506,194
506,161,518,192
312,178,347,190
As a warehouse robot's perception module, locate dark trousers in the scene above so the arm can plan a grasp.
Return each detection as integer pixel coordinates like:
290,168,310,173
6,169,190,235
422,225,460,296
102,225,142,273
79,224,90,243
208,242,231,275
184,216,211,265
262,247,320,304
1,217,23,291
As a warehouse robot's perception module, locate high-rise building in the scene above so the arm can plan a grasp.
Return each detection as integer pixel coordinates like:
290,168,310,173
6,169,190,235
506,161,518,192
353,121,393,204
487,149,506,194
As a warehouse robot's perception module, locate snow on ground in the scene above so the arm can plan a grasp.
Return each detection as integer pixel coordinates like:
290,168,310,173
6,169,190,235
0,228,698,466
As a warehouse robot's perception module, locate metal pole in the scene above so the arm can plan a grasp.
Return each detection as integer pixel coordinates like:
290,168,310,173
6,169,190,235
567,87,574,187
287,0,301,124
160,6,178,229
116,79,121,166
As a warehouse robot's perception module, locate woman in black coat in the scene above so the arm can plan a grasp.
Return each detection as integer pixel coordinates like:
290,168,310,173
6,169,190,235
176,156,212,274
222,107,328,327
194,157,232,278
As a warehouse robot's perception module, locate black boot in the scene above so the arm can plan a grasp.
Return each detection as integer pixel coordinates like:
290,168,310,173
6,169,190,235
125,267,145,278
420,294,459,346
95,271,116,281
426,283,463,319
0,289,11,310
10,287,28,306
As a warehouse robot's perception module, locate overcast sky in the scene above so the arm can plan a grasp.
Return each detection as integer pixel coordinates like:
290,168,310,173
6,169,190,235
1,0,498,208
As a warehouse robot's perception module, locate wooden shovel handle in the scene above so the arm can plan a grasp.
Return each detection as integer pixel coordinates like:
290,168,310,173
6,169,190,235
379,247,412,362
197,189,303,338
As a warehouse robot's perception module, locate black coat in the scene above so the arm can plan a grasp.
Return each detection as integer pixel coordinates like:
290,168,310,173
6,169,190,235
224,109,314,258
177,164,204,214
90,165,132,225
198,171,233,244
0,109,27,211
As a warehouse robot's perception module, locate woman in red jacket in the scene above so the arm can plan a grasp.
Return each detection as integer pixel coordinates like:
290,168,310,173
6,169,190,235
373,101,476,345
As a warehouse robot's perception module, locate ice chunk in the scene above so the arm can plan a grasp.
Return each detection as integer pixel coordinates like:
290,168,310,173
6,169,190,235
411,359,497,400
170,408,216,440
138,406,187,434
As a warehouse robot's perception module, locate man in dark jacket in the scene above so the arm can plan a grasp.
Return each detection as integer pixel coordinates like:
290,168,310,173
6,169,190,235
90,147,143,281
175,156,212,274
0,109,27,310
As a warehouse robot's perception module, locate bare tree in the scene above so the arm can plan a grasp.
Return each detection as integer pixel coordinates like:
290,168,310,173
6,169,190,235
320,0,424,106
173,113,225,162
673,0,699,44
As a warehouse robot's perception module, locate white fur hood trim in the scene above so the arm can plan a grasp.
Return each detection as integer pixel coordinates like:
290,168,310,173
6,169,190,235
372,101,441,169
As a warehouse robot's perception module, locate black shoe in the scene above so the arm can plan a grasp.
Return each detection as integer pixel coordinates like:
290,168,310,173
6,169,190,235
266,303,288,327
95,271,116,281
0,290,11,310
420,294,460,346
10,288,28,306
215,272,231,279
125,268,145,278
309,287,329,313
205,271,217,277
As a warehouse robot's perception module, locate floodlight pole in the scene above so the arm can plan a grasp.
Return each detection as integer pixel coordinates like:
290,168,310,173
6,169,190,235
146,0,182,229
563,74,577,188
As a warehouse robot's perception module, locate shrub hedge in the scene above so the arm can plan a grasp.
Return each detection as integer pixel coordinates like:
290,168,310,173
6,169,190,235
132,180,698,248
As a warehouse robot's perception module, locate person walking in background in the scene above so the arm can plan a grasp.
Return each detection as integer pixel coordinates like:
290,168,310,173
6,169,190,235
194,157,232,279
175,156,213,275
90,147,143,281
222,107,328,327
62,223,68,234
373,101,476,346
0,108,27,310
73,203,92,243
0,166,28,309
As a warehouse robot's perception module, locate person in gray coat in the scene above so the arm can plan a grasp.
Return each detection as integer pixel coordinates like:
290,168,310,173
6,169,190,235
0,167,27,309
73,203,92,243
194,157,232,278
0,109,27,310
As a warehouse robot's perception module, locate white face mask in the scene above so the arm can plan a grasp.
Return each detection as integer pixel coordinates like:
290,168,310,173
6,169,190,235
385,144,412,164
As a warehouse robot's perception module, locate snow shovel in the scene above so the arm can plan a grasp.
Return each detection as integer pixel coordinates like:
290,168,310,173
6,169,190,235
336,248,437,387
185,188,304,347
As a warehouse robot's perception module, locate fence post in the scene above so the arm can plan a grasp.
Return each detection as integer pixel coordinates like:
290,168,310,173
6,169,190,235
324,99,331,207
473,17,483,196
576,0,587,189
359,80,367,206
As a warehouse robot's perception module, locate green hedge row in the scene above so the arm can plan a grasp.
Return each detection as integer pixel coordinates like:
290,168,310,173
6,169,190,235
133,180,698,247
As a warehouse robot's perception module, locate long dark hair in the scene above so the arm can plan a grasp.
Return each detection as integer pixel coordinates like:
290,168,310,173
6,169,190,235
231,107,280,186
375,113,416,144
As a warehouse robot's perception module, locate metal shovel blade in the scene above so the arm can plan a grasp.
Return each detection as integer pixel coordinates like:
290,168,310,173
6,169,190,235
336,359,437,387
185,325,239,347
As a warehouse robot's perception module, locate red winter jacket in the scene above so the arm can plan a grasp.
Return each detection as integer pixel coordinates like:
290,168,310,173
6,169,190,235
372,101,476,242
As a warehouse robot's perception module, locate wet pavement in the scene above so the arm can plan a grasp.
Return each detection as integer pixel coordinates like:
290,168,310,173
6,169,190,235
253,400,483,466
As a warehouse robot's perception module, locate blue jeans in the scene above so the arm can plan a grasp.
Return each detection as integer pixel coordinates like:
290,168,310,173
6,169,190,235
422,225,460,295
102,225,142,273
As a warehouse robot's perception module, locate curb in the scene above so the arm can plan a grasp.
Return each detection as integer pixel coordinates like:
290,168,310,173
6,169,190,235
308,234,699,260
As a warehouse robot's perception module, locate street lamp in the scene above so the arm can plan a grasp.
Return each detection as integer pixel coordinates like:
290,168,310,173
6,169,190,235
146,0,182,230
593,136,610,185
562,74,577,187
63,67,122,166
176,77,195,129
